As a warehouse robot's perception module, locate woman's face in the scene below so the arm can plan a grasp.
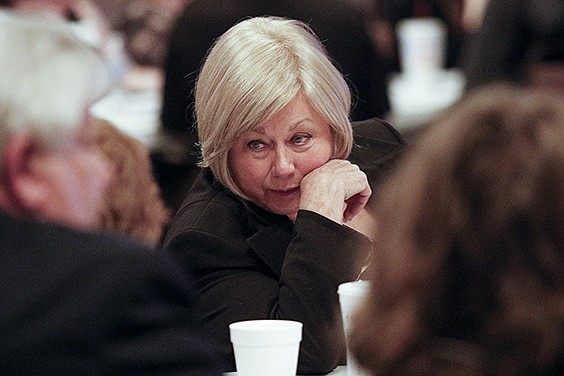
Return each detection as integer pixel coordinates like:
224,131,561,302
228,94,334,218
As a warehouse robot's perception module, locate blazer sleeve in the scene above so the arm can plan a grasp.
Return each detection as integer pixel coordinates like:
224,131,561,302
281,210,372,374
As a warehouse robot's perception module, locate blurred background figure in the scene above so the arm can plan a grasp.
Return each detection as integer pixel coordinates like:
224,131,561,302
350,0,478,138
354,0,468,75
349,83,564,375
156,0,392,213
94,119,170,247
0,10,224,374
462,0,564,92
92,0,189,68
0,0,130,82
0,7,113,232
117,0,189,67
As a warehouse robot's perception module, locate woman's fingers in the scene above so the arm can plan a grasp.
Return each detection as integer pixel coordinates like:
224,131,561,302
299,160,371,224
343,184,372,222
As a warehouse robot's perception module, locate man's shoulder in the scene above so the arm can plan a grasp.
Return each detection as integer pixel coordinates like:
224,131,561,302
0,210,156,269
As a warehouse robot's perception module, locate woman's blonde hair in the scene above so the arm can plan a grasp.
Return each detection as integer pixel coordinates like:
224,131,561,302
194,16,353,197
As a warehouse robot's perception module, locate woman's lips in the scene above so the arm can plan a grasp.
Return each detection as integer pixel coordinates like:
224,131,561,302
268,187,299,199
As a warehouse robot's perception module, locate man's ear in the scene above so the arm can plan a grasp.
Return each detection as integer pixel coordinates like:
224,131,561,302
3,134,50,215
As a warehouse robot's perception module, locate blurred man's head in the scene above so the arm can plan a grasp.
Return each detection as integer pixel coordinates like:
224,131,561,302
0,10,114,231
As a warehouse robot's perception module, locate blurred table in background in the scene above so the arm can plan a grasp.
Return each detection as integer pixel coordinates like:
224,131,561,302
386,68,466,139
90,86,161,148
90,65,165,146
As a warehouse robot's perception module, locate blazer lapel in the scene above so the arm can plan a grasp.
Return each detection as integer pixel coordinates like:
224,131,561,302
247,225,292,279
240,199,294,279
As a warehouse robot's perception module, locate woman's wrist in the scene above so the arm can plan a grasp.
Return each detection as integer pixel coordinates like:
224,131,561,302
299,191,346,224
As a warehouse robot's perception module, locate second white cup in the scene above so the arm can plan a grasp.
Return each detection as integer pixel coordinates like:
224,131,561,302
229,319,302,376
338,281,372,376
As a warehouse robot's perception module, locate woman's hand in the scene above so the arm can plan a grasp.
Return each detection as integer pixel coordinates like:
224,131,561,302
298,159,371,224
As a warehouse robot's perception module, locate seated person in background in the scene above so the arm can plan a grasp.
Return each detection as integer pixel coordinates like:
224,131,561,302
0,0,112,51
364,0,467,73
462,0,564,91
117,0,189,67
0,0,130,83
163,16,405,375
0,10,223,375
94,119,170,247
350,83,564,375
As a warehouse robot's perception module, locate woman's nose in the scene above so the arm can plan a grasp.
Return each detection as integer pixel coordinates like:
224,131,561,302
271,148,295,177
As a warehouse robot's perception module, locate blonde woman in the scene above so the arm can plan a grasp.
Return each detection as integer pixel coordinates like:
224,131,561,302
163,16,405,374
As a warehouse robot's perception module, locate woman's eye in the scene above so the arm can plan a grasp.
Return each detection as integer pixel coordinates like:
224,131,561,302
292,134,311,145
247,140,265,150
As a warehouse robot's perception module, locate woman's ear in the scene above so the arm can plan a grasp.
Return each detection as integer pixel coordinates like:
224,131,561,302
3,134,50,216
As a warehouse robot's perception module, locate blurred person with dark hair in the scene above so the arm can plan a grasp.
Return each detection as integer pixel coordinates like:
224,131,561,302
350,83,564,375
362,0,467,73
88,0,189,67
462,0,564,91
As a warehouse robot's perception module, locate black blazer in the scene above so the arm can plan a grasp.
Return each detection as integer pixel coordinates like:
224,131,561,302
0,211,224,376
163,118,406,374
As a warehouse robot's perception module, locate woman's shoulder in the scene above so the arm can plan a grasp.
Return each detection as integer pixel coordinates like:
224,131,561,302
351,117,406,146
180,170,242,212
349,118,407,196
163,170,251,245
171,179,242,218
350,117,406,167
